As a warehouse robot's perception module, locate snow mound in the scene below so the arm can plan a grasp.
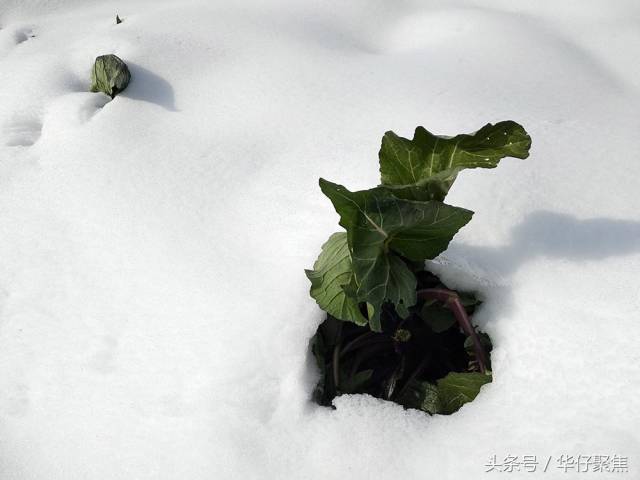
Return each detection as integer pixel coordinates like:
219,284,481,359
0,1,639,478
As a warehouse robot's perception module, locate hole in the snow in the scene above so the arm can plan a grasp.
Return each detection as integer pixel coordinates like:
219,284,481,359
310,269,493,415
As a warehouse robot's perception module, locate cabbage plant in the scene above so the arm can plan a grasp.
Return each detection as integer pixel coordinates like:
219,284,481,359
307,121,531,413
90,54,131,98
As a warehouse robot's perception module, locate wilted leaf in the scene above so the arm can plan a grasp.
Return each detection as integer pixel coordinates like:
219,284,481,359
306,232,367,326
436,371,492,414
379,121,531,201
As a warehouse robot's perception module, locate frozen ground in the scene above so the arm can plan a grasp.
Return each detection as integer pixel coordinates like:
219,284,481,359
0,0,639,478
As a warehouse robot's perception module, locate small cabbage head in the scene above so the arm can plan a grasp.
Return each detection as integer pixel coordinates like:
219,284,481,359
90,54,131,98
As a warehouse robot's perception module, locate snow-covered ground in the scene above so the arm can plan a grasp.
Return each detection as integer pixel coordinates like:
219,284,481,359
0,1,639,478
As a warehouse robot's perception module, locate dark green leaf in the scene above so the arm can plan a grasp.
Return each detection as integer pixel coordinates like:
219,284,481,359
319,179,473,330
458,292,481,307
90,54,131,98
396,380,441,414
306,233,368,326
421,304,457,333
464,332,493,355
436,372,492,414
339,369,373,394
311,331,330,405
382,170,459,202
319,315,344,348
311,331,326,371
379,121,531,201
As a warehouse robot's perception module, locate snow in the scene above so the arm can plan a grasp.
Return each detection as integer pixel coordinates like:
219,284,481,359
0,0,639,478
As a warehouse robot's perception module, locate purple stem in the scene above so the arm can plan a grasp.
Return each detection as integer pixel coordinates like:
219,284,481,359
417,288,488,373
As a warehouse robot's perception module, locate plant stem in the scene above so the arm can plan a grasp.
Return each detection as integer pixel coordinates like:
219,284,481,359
392,351,431,401
417,288,488,373
340,331,376,356
349,342,393,378
385,354,406,400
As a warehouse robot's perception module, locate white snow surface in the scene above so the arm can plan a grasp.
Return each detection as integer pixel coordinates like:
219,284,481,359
0,1,639,478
